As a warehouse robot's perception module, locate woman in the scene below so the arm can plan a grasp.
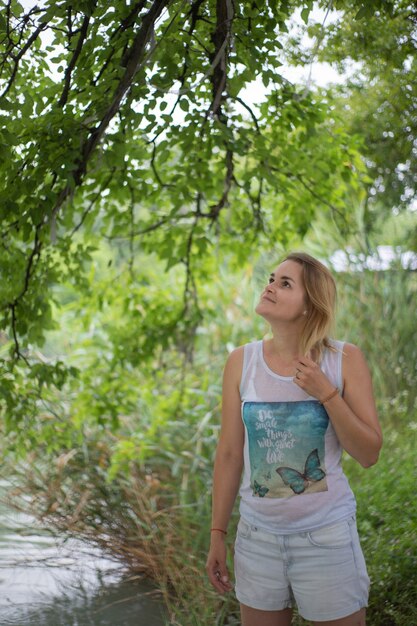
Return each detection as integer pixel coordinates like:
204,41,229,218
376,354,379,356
206,252,382,626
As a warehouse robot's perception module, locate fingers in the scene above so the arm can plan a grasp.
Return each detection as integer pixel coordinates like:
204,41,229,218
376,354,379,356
293,370,304,388
293,354,320,378
206,560,233,593
292,356,330,399
214,570,233,593
294,354,316,369
293,359,307,386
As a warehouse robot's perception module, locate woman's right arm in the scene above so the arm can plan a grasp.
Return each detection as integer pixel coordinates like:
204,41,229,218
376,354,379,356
206,347,245,594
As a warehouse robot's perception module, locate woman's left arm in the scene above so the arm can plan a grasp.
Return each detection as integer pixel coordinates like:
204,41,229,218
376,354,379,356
295,344,383,468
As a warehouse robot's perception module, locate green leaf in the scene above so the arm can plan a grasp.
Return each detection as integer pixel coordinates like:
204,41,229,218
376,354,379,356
0,98,14,112
355,5,373,20
301,7,310,24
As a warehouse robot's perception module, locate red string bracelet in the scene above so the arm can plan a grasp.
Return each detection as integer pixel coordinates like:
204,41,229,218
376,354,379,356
320,388,339,404
211,528,227,535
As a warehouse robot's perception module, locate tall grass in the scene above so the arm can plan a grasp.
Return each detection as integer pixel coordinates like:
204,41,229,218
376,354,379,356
346,427,417,626
335,264,417,419
9,417,416,626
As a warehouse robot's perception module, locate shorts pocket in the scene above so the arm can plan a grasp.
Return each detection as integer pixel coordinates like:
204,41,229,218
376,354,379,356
237,518,252,539
307,520,352,549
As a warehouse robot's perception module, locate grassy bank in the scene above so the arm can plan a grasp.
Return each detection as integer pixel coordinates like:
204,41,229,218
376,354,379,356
5,413,416,626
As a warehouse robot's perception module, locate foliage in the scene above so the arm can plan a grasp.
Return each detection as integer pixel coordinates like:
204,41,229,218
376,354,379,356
346,426,417,626
287,0,417,229
1,2,416,625
0,0,393,432
335,263,417,418
1,252,416,625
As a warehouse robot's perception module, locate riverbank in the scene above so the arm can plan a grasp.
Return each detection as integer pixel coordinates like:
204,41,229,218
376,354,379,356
0,491,165,626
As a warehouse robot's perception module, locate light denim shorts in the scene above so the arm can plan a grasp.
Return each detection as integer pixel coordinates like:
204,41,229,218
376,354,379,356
234,515,370,622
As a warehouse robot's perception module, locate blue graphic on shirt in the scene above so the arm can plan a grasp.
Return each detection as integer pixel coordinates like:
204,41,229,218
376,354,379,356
277,448,325,494
253,480,269,497
242,401,329,498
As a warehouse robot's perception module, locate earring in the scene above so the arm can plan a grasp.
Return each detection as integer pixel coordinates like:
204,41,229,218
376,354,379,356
303,310,307,315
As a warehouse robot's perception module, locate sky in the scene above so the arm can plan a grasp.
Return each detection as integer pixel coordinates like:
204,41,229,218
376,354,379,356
241,5,348,105
16,0,350,100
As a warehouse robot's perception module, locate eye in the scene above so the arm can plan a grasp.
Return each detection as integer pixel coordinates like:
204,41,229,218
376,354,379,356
282,280,291,288
268,276,275,284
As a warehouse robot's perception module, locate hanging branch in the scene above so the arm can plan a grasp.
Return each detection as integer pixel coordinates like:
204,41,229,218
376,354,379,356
210,0,234,117
196,0,236,223
14,225,43,303
58,14,91,107
268,164,348,222
150,142,175,188
9,302,28,363
233,95,261,133
127,181,136,280
50,0,170,224
70,169,116,236
0,19,50,97
8,224,43,361
205,148,234,220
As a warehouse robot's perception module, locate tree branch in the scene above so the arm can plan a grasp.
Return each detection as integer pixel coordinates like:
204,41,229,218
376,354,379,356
8,224,43,361
110,0,148,40
15,224,42,303
269,164,347,221
210,0,234,117
103,209,205,240
151,142,175,188
1,19,50,98
58,14,91,107
70,169,116,236
293,173,347,221
9,302,29,363
104,215,171,240
51,0,170,221
232,95,261,133
179,209,202,362
204,148,234,220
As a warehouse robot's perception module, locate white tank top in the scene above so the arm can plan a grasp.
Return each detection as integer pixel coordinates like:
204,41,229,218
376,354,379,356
238,339,356,533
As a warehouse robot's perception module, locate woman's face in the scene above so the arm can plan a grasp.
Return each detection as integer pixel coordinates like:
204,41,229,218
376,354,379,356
255,260,308,324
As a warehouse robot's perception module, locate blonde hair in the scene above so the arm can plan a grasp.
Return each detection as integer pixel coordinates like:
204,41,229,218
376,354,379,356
283,252,336,360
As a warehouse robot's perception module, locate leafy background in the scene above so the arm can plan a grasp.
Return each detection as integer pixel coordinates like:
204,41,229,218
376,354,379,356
0,1,416,624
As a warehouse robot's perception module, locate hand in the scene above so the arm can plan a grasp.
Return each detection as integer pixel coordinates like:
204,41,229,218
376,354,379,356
293,354,335,401
206,535,234,594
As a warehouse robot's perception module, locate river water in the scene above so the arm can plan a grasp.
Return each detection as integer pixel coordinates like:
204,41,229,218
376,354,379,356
0,495,166,626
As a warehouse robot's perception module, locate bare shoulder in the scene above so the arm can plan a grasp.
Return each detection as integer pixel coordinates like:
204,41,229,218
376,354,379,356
343,342,364,355
225,345,245,367
342,343,369,370
223,346,245,387
342,342,373,389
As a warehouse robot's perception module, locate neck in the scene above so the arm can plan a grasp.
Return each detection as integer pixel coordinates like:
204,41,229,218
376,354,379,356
267,330,303,361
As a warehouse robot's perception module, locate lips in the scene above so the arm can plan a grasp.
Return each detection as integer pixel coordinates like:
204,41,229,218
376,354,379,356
262,295,276,303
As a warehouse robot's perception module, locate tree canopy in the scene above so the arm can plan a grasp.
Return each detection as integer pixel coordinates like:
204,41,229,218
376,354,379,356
307,1,417,231
0,0,412,432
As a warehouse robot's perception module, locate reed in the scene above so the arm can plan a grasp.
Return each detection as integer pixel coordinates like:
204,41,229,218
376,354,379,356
335,265,417,420
6,411,416,626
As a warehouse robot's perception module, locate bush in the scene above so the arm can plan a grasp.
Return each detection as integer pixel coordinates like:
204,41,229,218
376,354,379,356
346,425,417,626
